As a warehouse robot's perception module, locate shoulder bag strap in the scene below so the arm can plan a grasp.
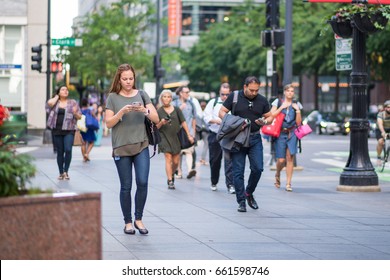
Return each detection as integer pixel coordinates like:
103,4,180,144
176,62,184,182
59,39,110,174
232,90,239,115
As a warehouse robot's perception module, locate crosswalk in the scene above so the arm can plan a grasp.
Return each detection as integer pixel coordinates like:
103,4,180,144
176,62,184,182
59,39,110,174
311,154,390,182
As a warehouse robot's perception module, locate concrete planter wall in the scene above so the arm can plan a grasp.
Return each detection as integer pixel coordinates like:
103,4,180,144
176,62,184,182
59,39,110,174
0,192,101,260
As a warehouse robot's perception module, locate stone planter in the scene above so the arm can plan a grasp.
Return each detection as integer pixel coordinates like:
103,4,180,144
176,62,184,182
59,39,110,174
328,20,353,38
353,12,388,34
0,192,101,260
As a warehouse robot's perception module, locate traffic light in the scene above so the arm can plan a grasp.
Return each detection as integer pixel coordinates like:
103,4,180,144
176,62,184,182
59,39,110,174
51,61,63,73
153,54,165,79
266,0,280,28
31,45,42,72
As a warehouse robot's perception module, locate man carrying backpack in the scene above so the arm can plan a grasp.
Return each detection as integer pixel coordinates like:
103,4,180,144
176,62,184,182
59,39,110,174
219,77,273,212
203,83,235,194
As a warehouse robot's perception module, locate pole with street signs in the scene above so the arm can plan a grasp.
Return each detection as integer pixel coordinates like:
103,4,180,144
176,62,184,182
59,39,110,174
305,0,387,191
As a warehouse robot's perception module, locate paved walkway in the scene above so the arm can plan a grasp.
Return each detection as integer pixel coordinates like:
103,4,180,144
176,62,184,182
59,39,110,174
23,134,390,260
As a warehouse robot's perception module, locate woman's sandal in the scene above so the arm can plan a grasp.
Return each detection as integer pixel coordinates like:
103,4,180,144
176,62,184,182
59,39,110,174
286,184,293,192
274,175,281,188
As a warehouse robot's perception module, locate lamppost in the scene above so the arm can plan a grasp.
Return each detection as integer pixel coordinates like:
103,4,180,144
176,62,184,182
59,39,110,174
337,18,379,192
154,0,165,102
46,0,51,101
306,0,382,192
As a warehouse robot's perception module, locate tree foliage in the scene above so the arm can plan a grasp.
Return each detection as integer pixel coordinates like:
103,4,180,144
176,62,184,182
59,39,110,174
180,1,390,92
181,1,270,91
58,0,155,92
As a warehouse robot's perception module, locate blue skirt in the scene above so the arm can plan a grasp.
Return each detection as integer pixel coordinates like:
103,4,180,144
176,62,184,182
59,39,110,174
81,128,96,143
275,131,298,158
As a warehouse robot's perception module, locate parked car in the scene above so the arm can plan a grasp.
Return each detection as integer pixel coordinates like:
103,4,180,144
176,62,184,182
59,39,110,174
303,110,350,135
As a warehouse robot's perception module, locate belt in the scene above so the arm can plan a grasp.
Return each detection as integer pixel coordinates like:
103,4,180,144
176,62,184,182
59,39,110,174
281,127,295,133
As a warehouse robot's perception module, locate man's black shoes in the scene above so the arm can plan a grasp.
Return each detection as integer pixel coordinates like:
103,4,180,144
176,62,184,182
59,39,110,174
246,194,259,209
237,202,247,212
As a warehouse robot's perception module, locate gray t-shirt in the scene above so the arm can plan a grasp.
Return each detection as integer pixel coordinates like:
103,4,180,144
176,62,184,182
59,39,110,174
105,90,152,149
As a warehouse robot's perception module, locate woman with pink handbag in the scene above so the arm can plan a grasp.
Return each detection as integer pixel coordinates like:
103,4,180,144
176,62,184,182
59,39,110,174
270,84,303,192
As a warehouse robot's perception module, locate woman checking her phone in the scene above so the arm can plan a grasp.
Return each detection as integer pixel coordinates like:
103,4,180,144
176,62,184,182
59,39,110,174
105,64,159,235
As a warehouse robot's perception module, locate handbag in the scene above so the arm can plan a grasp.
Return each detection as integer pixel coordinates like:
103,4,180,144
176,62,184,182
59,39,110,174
294,124,313,139
85,110,99,130
73,130,83,146
77,115,87,132
145,117,161,158
261,112,285,138
177,127,194,149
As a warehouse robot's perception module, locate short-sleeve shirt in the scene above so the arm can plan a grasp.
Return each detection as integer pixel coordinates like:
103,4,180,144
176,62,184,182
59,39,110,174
377,111,390,131
105,90,151,149
173,98,196,135
271,99,303,129
157,106,186,154
223,90,271,132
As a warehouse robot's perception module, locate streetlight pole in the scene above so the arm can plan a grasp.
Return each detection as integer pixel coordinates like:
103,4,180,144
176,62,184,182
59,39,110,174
155,0,161,101
43,0,52,145
337,24,379,192
47,0,51,101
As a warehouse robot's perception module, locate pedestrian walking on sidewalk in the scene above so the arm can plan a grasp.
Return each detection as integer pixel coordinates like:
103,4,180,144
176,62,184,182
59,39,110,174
219,76,273,212
156,90,194,189
271,84,303,192
80,98,97,162
173,86,197,179
105,64,159,235
94,104,105,146
46,85,82,180
376,100,390,166
203,83,234,193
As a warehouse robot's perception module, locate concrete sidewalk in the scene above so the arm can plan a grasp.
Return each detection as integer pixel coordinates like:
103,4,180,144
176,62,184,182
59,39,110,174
23,134,390,260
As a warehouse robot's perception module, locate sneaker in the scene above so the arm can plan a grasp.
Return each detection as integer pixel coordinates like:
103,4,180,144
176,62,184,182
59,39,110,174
210,184,217,191
228,185,235,194
167,180,175,190
175,174,183,179
237,202,247,212
286,185,293,192
187,170,196,179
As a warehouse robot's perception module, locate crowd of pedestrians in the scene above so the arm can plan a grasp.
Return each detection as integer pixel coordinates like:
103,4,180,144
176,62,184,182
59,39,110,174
53,65,385,234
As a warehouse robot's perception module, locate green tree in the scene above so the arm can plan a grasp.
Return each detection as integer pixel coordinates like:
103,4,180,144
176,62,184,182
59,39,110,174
58,0,155,93
181,1,271,91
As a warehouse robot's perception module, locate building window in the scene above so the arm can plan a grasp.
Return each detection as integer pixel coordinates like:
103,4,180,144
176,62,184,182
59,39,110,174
0,25,23,109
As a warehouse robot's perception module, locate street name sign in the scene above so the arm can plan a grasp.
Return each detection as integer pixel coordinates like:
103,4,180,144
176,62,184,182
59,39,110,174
0,64,22,69
335,38,352,71
52,38,83,47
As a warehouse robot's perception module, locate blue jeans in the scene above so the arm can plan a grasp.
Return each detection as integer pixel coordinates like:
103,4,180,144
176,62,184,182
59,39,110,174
54,133,74,174
114,147,150,224
231,133,264,205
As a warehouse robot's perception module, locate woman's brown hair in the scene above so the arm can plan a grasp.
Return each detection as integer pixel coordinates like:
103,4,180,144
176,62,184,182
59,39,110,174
108,64,137,94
